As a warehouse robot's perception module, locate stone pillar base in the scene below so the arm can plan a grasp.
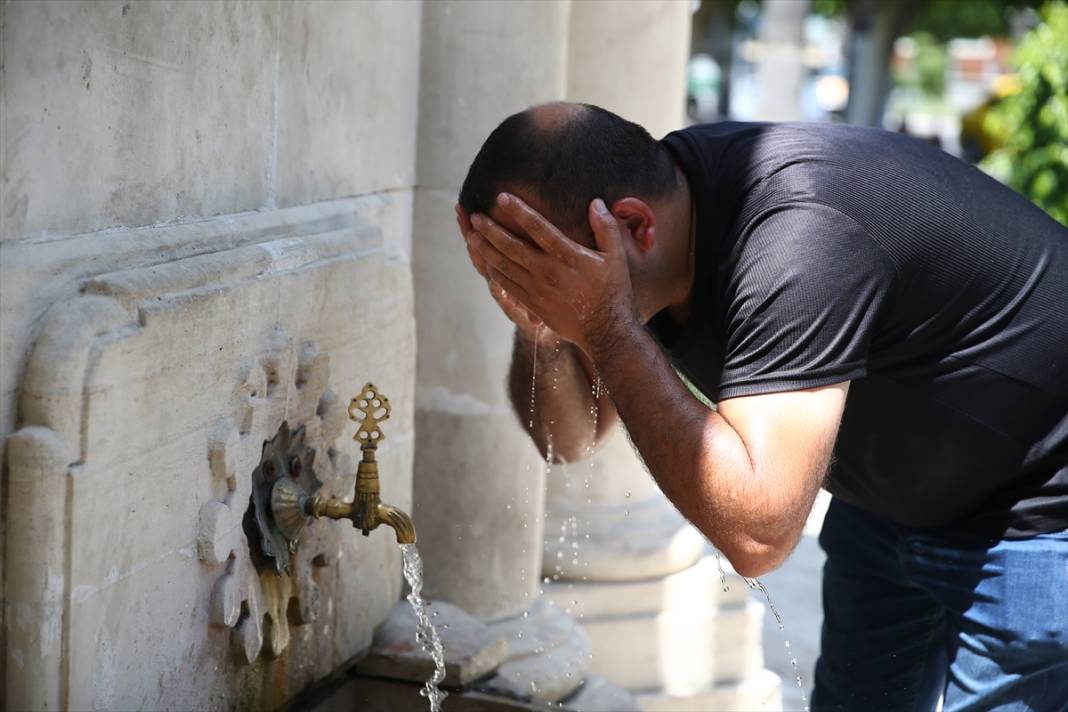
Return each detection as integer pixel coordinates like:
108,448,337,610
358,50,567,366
481,596,590,702
546,553,782,709
358,595,637,710
637,669,783,711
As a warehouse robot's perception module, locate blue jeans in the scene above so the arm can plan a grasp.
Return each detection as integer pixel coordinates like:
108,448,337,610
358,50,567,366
812,497,1068,712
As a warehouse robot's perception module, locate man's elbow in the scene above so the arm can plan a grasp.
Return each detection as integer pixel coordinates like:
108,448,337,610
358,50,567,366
722,535,793,579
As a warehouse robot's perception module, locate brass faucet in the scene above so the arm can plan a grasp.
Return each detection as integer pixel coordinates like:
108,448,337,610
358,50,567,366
271,383,416,546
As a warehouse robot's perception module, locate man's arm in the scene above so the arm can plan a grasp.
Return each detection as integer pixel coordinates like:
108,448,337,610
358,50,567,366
586,314,846,577
469,193,847,577
507,329,619,463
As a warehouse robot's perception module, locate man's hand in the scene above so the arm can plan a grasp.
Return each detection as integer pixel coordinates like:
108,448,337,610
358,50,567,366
457,202,621,461
456,203,547,343
468,193,636,357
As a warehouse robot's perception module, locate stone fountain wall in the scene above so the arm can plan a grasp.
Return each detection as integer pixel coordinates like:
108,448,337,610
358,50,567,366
1,2,419,709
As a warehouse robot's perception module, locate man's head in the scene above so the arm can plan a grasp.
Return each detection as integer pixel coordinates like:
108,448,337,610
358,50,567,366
458,102,679,246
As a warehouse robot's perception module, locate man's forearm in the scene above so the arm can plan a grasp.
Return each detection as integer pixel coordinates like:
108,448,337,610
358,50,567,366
507,329,616,463
587,317,796,576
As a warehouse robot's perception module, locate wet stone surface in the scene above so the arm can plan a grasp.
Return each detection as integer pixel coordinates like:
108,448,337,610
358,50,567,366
357,600,509,688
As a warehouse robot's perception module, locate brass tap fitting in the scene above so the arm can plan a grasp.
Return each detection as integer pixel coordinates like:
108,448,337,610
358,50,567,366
271,383,416,546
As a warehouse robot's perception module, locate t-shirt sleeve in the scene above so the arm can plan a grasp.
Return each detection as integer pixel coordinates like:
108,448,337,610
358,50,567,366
715,202,897,400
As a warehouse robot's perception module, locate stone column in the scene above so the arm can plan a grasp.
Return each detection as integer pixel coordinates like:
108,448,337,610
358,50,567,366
410,1,613,705
546,2,783,708
565,0,692,138
543,432,781,709
756,0,811,121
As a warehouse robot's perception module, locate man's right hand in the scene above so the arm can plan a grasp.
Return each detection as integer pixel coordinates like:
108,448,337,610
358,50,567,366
455,203,557,347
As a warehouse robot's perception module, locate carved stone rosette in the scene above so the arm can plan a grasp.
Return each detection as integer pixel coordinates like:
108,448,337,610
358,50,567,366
195,329,354,664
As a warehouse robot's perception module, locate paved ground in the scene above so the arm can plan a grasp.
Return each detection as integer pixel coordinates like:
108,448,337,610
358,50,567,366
755,492,830,711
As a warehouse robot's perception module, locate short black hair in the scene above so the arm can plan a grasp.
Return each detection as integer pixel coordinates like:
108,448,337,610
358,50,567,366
458,103,677,236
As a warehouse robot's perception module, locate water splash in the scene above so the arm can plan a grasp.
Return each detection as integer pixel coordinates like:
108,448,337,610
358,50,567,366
528,325,542,430
714,551,730,592
400,544,448,712
743,576,808,711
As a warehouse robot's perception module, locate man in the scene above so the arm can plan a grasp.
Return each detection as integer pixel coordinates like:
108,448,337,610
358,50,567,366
455,102,1067,710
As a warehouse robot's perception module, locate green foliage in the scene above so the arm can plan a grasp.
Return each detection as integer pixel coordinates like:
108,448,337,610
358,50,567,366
982,2,1068,225
893,33,950,97
905,0,1038,39
811,0,849,17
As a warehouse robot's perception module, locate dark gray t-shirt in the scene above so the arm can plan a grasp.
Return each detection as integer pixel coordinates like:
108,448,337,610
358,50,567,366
651,121,1067,537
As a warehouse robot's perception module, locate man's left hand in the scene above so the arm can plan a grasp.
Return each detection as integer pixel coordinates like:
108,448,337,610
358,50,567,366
469,193,637,357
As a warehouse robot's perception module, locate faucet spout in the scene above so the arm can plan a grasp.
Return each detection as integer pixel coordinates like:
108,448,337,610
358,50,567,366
376,503,417,544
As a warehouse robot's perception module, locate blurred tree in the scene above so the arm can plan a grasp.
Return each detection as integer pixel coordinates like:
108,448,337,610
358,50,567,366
816,0,1043,125
845,0,920,126
691,0,744,119
981,1,1068,225
893,33,949,98
905,0,1043,39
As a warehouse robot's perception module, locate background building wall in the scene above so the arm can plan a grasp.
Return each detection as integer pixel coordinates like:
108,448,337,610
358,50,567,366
1,1,419,708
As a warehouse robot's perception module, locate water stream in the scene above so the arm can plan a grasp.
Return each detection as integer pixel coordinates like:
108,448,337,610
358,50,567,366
531,342,810,708
400,543,448,712
743,576,809,711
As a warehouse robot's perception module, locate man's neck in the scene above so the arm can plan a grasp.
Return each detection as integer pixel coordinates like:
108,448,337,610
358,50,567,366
661,164,697,326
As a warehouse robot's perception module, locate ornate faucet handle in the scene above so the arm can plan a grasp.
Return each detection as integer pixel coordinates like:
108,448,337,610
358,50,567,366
348,382,391,448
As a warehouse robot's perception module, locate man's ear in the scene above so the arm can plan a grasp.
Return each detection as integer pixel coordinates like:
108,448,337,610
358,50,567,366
610,197,656,253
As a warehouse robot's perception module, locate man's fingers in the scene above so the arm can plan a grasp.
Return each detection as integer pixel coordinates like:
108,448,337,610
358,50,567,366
466,235,490,279
470,231,532,288
471,213,542,270
487,268,538,317
497,192,584,259
489,280,542,327
589,198,625,255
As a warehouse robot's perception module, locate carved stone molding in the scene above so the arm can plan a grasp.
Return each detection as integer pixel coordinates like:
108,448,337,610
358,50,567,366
3,199,414,711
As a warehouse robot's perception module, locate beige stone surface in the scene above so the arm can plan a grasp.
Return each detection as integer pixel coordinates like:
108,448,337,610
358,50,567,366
0,193,410,445
412,189,526,410
637,669,784,712
1,1,422,242
543,426,707,581
275,0,421,208
545,554,751,619
415,0,570,192
581,601,766,693
3,203,416,711
547,557,766,694
2,0,275,241
358,600,509,687
411,0,568,623
412,409,545,619
480,598,590,703
546,423,662,506
566,0,691,138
